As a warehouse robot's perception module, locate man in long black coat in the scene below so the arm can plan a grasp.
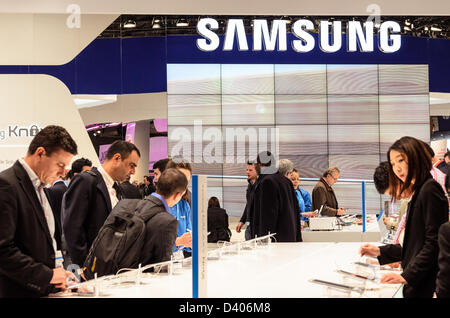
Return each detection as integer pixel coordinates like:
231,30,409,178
250,155,302,243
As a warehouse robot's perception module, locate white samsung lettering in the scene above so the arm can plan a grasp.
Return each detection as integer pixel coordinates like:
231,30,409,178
319,20,342,53
292,19,315,52
379,21,401,53
196,18,220,52
196,18,402,53
253,19,288,51
223,19,248,51
347,21,374,52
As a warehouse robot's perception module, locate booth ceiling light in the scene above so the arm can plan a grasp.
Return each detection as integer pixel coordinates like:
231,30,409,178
153,23,161,29
176,19,189,27
123,20,136,28
431,26,442,32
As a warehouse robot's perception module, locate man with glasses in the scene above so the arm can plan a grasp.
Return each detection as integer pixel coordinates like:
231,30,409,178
311,166,345,217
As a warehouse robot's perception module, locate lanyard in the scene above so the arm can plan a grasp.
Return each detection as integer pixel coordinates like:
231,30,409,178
176,203,180,221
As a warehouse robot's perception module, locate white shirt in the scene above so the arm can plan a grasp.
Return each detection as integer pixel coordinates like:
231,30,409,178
18,158,57,254
97,165,119,208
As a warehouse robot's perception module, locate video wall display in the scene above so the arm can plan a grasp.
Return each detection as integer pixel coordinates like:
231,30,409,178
167,64,429,216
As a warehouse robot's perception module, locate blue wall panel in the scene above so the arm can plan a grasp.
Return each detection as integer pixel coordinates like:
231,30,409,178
1,33,450,93
122,36,167,94
75,38,122,94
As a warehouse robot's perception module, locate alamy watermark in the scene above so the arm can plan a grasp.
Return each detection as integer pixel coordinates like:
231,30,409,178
170,121,280,174
66,4,81,29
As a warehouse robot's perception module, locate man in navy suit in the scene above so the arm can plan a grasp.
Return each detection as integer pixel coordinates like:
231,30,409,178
62,140,140,268
0,125,78,297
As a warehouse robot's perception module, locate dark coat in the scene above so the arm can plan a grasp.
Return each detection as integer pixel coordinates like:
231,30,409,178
436,160,449,175
436,221,450,298
207,207,231,242
0,161,58,297
142,184,156,198
62,167,113,267
138,195,178,266
378,176,448,298
250,172,302,243
120,181,142,199
239,179,257,224
47,180,67,230
311,178,339,216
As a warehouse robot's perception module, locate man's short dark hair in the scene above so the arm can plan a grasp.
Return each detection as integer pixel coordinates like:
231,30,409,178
373,161,390,195
28,125,78,156
153,158,170,173
71,157,92,174
156,168,188,198
105,140,140,160
444,151,450,159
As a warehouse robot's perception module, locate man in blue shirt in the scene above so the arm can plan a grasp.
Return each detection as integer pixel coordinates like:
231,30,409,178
139,168,190,266
166,159,194,256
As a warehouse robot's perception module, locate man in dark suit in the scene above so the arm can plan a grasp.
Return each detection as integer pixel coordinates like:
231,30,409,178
250,153,302,243
62,140,140,268
47,158,93,230
236,161,258,240
0,125,78,297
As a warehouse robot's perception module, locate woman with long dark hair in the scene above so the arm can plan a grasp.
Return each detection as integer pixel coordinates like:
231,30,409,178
360,136,448,297
207,197,231,243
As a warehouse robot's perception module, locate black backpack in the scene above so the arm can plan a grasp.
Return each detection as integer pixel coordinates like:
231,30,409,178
83,198,162,280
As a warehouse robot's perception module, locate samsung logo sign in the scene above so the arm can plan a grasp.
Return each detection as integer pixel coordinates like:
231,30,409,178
196,18,401,53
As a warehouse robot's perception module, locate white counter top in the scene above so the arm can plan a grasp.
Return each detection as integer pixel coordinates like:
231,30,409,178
52,241,401,298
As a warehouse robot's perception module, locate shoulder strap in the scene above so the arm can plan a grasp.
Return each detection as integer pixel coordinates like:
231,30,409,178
135,197,165,223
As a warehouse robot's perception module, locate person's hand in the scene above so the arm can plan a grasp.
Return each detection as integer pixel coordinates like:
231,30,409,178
387,262,401,269
380,273,407,284
302,212,318,218
176,231,192,248
359,243,381,257
337,208,345,216
236,222,244,233
50,268,77,290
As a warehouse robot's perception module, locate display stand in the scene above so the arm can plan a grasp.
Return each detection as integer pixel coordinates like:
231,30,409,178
192,174,208,298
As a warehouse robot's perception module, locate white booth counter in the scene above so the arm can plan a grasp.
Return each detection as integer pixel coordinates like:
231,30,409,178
51,242,401,298
302,215,382,242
